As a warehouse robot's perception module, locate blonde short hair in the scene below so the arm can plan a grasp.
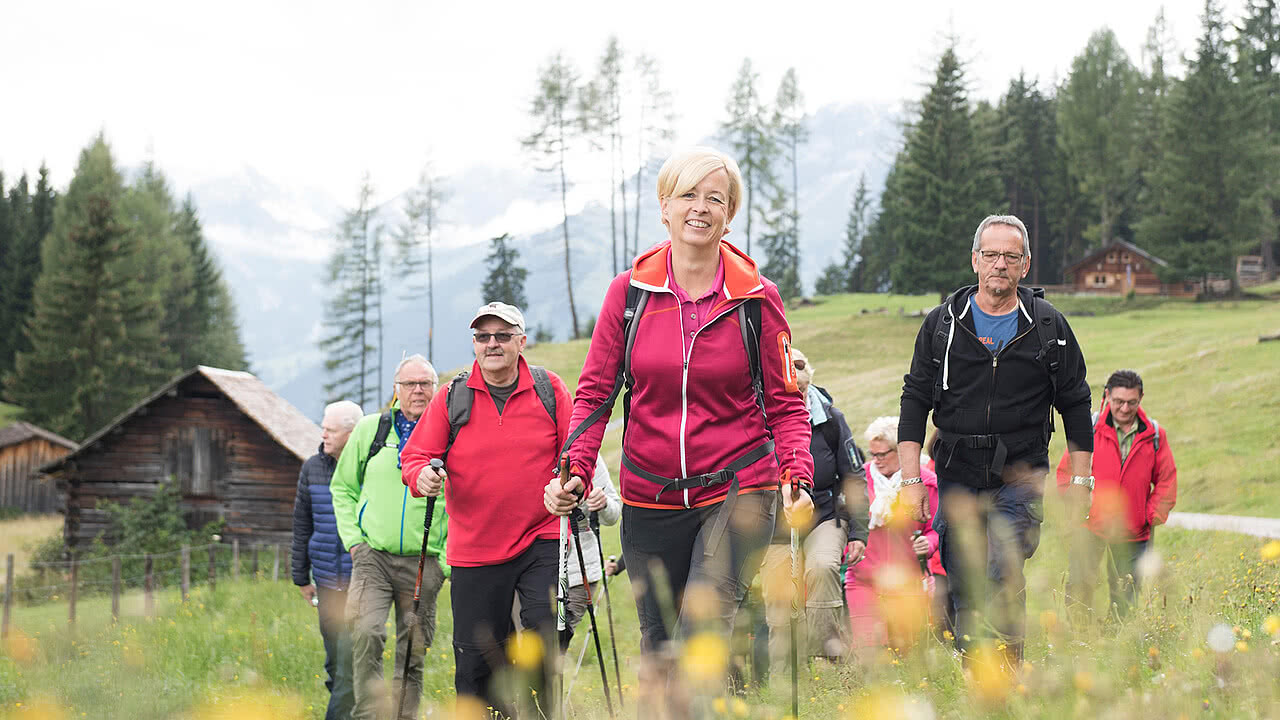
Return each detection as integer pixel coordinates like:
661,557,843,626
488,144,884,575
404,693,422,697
863,416,900,450
655,147,744,223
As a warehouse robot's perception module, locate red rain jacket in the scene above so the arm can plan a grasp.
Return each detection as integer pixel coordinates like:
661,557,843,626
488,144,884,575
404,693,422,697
1055,403,1177,542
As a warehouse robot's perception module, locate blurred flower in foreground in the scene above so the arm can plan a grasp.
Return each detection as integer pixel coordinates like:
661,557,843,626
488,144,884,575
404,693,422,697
966,644,1013,706
448,696,492,720
681,632,730,685
4,628,36,665
2,697,67,720
1262,541,1280,562
192,690,305,720
1263,615,1280,637
1206,623,1235,653
507,629,544,671
845,689,935,720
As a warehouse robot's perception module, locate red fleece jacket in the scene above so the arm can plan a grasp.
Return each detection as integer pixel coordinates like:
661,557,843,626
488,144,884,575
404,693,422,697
567,240,813,509
1055,404,1177,542
401,358,570,566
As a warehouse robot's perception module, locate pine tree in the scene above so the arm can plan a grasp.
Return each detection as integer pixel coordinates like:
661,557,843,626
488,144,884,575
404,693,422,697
1235,0,1280,277
888,45,1005,296
0,171,13,374
1138,0,1270,288
122,162,193,374
996,74,1063,283
769,68,807,298
1057,29,1141,249
173,195,247,369
1131,9,1176,228
523,53,584,338
817,175,872,295
6,136,171,439
319,178,383,407
481,233,529,309
587,37,626,274
394,164,448,364
720,59,777,257
2,167,57,385
758,179,801,301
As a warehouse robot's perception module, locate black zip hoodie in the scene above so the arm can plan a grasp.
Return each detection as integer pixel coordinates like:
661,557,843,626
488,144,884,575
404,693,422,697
899,285,1093,482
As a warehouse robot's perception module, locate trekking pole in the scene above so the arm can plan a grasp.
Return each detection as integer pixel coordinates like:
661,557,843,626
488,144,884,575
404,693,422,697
788,475,801,719
912,530,933,593
590,509,625,707
564,456,616,718
396,458,443,719
556,456,572,720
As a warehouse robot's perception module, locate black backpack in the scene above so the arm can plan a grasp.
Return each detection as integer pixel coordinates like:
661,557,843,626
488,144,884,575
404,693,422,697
562,284,766,454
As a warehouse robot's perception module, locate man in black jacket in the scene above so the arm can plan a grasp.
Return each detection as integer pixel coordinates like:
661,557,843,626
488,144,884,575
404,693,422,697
897,214,1094,665
292,399,364,720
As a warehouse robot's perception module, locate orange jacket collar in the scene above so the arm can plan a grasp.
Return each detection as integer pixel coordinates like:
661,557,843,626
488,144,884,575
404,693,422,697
630,240,764,299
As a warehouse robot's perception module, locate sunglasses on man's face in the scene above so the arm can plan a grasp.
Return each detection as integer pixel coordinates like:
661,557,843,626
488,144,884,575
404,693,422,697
793,358,807,371
474,332,522,344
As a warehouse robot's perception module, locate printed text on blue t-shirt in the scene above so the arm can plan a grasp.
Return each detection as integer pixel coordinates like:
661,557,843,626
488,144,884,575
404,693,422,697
969,296,1018,353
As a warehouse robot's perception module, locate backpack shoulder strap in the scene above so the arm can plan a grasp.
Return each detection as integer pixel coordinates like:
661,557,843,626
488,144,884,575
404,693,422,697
929,294,960,405
357,409,395,486
560,286,647,456
445,372,473,453
528,365,558,423
1030,290,1062,436
1150,417,1160,452
737,298,766,421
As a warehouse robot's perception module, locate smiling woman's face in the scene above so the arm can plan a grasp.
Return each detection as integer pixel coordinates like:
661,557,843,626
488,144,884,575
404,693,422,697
661,168,730,251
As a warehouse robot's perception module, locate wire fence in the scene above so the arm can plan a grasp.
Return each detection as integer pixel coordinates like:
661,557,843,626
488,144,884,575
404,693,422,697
1,539,291,638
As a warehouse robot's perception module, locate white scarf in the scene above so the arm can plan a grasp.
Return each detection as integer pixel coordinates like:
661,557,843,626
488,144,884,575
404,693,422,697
867,462,901,530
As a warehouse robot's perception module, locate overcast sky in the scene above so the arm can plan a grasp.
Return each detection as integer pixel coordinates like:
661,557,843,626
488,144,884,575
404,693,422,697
1,0,1235,208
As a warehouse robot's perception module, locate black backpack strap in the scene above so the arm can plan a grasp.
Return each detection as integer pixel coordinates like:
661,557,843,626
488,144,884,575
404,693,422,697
357,409,395,486
1030,289,1061,436
445,371,473,456
528,365,558,423
929,291,962,406
561,286,648,456
737,298,767,425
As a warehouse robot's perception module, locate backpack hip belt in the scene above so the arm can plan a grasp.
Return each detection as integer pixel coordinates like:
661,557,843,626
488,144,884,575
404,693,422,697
622,438,775,558
936,426,1046,486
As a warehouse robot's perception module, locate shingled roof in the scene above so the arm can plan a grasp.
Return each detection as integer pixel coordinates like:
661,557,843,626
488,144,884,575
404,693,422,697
0,422,78,452
43,366,320,472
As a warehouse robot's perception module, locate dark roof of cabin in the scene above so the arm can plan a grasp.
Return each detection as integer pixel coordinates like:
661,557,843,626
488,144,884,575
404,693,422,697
41,366,320,472
1064,239,1169,274
0,422,78,452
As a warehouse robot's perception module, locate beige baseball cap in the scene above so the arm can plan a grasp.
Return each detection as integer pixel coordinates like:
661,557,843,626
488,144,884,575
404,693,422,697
470,301,526,332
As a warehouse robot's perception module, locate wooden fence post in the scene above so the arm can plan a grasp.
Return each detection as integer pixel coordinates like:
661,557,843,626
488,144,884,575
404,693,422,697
68,554,77,627
112,557,121,622
181,545,190,601
272,544,280,582
232,539,240,581
251,544,259,579
208,545,216,592
144,554,154,617
3,553,12,639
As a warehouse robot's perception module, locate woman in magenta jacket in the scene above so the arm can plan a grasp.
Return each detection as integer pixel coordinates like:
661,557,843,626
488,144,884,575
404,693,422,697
845,416,944,660
545,147,814,662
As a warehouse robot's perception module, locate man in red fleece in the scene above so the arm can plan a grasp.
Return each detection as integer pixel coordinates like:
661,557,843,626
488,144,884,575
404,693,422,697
400,301,571,717
1057,369,1176,621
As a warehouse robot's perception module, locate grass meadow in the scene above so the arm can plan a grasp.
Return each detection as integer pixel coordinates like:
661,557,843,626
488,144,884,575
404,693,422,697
2,291,1280,718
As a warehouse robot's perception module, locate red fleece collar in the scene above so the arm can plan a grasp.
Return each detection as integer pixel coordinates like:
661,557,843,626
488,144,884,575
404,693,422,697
630,240,763,299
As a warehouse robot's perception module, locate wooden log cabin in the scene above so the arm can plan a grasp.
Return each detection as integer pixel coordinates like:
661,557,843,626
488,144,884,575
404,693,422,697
0,423,77,513
1063,240,1200,297
39,366,320,549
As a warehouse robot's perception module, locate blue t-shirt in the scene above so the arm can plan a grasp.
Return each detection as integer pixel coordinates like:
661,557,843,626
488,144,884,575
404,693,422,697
969,295,1019,354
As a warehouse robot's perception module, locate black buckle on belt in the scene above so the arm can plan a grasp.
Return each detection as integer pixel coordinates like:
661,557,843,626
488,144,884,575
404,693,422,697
655,469,735,501
963,434,997,449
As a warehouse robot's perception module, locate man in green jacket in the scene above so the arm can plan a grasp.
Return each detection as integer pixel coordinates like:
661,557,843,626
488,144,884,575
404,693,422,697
331,354,448,720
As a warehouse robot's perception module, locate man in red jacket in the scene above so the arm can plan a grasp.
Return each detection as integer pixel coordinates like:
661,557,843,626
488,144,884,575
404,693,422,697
1056,369,1176,621
400,302,571,717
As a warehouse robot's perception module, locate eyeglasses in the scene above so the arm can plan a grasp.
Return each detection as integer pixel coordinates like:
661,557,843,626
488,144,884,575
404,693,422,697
397,380,436,390
1110,398,1141,408
473,332,522,344
869,449,897,460
977,250,1025,265
793,358,807,371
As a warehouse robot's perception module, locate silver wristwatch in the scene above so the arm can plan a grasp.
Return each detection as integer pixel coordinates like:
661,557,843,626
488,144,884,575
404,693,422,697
1070,475,1095,490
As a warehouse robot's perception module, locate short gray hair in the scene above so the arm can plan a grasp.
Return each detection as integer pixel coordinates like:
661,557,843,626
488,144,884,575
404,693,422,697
972,214,1031,257
863,416,900,450
323,400,364,430
394,354,437,382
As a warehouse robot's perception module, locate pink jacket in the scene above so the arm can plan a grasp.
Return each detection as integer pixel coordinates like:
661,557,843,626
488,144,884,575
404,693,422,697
846,466,944,587
567,240,813,509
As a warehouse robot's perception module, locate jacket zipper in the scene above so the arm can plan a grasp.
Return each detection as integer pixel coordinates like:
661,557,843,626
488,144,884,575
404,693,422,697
674,294,748,508
956,314,1036,478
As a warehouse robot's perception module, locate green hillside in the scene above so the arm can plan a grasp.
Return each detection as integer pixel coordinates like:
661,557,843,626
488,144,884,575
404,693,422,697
523,292,1280,516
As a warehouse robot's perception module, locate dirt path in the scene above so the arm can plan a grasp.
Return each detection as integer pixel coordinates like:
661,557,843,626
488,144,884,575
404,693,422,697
1165,511,1280,539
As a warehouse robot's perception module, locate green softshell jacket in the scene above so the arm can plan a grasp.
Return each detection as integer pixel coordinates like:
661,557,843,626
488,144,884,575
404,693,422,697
331,402,448,570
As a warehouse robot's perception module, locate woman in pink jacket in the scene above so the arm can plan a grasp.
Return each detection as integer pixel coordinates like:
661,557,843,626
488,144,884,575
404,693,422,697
845,416,944,659
545,147,814,665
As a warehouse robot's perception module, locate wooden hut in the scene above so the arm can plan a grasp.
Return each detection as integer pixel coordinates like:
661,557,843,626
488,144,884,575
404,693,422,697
1063,240,1199,297
40,366,320,549
0,423,77,514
